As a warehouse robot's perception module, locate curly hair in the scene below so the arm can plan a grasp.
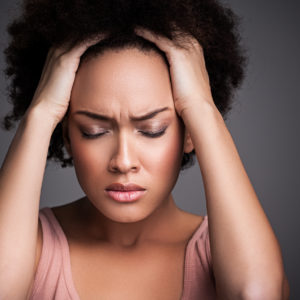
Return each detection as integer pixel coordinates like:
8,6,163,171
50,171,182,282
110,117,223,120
1,0,248,170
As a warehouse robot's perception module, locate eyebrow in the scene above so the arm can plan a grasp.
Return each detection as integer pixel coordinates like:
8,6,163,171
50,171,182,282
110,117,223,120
74,106,171,122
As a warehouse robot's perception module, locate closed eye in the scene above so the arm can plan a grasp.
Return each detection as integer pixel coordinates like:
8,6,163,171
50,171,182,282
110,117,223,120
81,128,167,139
81,131,107,139
139,129,166,138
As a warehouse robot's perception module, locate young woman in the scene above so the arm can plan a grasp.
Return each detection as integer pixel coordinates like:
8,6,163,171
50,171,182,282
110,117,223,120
0,0,289,299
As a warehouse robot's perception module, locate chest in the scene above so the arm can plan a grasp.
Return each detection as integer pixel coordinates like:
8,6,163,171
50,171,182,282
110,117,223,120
69,241,188,300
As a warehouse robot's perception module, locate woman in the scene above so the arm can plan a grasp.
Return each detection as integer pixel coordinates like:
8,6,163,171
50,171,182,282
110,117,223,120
0,0,289,299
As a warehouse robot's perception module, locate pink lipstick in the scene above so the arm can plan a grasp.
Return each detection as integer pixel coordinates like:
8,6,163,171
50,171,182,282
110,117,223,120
105,183,146,203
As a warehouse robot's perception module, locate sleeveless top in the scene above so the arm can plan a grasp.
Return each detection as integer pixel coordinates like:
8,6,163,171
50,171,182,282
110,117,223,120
30,207,216,299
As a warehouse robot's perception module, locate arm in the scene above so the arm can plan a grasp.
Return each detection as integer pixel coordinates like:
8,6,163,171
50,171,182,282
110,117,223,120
0,108,56,299
133,26,289,299
0,34,106,300
182,102,288,299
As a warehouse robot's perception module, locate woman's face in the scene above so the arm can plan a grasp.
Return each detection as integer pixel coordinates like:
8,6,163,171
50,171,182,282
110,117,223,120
64,47,193,223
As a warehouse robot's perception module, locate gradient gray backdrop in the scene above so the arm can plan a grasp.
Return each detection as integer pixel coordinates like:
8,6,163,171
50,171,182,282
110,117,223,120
1,0,299,298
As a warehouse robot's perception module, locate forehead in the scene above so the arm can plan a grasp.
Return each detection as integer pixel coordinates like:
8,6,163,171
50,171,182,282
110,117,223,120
69,47,174,115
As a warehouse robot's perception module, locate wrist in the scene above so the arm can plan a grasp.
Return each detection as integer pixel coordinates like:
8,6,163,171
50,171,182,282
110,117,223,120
180,100,220,122
24,104,59,133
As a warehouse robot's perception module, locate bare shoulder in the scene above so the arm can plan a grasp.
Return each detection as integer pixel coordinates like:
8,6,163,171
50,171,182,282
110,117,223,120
180,209,205,228
175,209,205,242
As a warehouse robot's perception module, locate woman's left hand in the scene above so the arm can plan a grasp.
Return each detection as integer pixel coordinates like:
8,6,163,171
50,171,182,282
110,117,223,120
134,26,215,118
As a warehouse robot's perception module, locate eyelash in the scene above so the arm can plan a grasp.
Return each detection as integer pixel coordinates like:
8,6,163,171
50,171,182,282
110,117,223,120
81,128,167,139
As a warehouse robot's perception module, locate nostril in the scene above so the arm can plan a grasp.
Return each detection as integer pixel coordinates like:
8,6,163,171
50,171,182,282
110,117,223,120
109,163,139,174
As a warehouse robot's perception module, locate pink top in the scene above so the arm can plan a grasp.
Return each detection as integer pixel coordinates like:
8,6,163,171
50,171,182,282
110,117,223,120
30,207,216,300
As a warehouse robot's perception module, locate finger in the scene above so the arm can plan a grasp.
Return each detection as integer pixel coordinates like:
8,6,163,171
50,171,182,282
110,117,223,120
39,47,55,83
171,24,203,51
34,46,58,96
70,33,108,58
134,27,174,55
51,32,108,60
134,27,203,60
37,33,107,92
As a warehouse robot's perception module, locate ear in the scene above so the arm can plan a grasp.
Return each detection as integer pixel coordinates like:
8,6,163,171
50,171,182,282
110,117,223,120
62,116,72,157
183,127,194,154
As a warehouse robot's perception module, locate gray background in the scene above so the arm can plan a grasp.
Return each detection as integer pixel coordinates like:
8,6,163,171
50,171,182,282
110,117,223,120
0,0,299,298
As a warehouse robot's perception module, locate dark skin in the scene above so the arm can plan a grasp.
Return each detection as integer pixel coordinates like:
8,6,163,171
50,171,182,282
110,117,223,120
30,34,205,300
28,27,288,299
132,27,288,298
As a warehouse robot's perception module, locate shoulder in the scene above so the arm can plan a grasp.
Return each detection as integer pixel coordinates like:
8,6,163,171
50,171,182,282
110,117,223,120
173,209,207,245
179,210,205,232
178,210,209,252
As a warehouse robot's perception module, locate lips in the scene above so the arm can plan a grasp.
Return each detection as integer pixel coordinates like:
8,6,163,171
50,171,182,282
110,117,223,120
105,190,146,202
105,182,146,192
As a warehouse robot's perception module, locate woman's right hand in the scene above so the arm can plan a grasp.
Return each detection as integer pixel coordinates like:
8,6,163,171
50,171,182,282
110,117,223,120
28,33,107,126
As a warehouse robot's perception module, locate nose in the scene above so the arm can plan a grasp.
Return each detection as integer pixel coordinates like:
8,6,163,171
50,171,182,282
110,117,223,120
108,131,139,174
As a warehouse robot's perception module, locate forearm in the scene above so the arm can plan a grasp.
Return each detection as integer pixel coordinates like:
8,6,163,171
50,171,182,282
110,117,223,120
0,106,56,298
182,102,286,299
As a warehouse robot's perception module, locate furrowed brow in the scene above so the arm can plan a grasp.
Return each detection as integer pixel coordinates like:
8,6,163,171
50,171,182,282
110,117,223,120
130,107,171,121
74,106,171,122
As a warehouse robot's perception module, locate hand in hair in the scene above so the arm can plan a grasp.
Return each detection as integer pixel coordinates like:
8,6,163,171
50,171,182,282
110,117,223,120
134,27,215,118
28,34,107,126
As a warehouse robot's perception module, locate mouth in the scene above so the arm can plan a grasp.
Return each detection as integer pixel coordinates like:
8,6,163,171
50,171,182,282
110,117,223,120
104,190,146,202
105,182,146,192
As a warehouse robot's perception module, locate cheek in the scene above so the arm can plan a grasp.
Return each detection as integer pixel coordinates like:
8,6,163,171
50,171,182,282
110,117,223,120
67,133,109,187
142,127,184,177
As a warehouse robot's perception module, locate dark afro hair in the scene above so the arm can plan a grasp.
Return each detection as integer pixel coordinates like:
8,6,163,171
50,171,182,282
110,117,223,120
1,0,248,171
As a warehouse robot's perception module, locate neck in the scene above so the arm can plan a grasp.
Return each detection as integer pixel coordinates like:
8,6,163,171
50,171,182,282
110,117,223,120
79,194,183,249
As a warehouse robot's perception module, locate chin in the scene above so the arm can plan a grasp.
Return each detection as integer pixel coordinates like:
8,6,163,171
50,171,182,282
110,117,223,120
97,203,154,224
110,214,145,223
105,212,150,224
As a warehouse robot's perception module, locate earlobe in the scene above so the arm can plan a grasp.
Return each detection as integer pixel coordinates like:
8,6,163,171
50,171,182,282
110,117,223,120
62,117,72,157
183,128,194,154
